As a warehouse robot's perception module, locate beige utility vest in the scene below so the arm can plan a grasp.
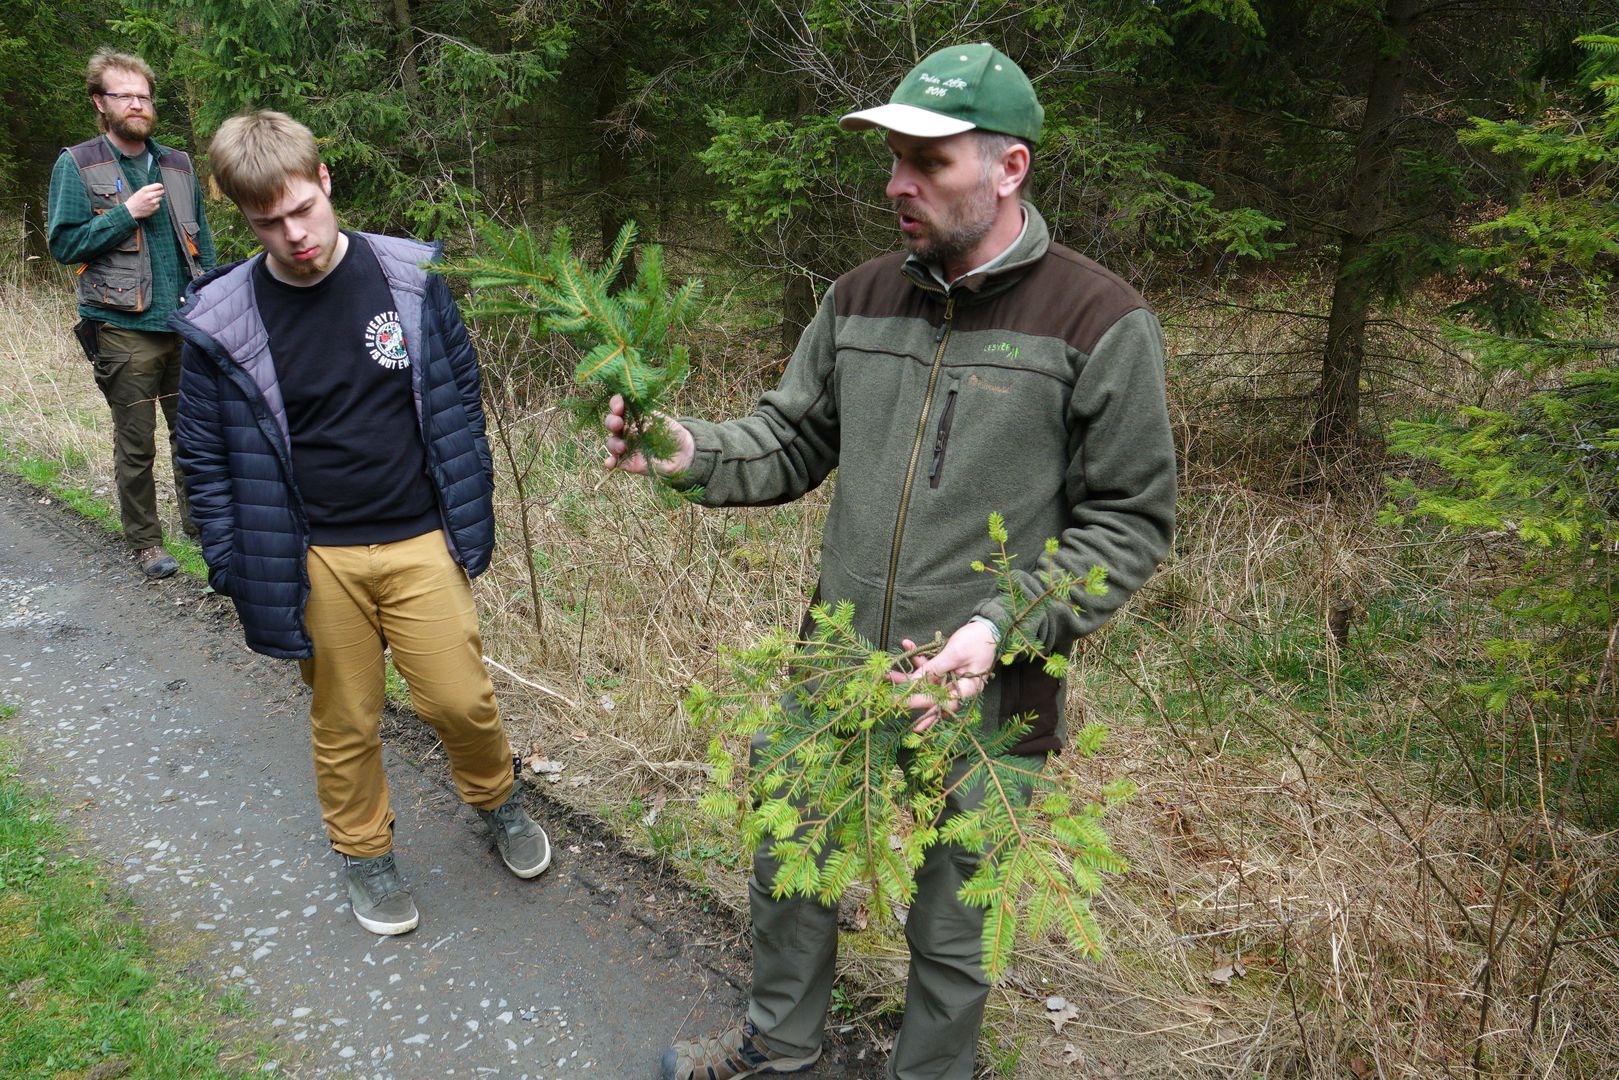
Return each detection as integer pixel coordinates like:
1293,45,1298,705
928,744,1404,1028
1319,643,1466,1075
65,136,203,313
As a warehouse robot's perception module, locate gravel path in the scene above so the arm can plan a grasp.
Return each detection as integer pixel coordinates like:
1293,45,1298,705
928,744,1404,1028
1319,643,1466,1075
0,473,882,1079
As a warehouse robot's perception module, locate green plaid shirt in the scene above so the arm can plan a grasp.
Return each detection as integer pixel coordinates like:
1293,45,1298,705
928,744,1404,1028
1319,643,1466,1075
47,135,217,332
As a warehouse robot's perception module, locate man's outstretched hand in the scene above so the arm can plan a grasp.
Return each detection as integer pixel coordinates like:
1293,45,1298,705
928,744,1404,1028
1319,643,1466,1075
602,393,694,476
890,619,1000,733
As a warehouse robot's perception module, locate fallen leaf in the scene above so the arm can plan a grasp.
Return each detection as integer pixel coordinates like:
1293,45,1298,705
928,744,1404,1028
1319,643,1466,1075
641,805,659,826
527,758,564,776
1208,957,1247,987
1045,996,1080,1034
838,901,869,931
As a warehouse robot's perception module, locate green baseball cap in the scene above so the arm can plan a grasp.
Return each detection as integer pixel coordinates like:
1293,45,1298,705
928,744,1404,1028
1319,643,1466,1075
839,43,1043,143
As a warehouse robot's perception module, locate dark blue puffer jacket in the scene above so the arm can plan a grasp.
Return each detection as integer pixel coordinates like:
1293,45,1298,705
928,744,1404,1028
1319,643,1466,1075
171,233,496,659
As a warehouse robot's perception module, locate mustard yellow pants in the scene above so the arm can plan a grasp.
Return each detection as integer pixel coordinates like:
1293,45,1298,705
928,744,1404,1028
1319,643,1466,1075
298,530,513,858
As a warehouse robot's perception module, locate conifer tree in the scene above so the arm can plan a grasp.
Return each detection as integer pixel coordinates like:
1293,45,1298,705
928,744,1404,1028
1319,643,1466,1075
1383,33,1619,821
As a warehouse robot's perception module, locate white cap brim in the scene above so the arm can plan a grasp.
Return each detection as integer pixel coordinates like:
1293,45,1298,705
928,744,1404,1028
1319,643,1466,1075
837,102,976,138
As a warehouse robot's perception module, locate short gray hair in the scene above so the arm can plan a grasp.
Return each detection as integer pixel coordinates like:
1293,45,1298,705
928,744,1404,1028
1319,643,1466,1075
974,131,1033,191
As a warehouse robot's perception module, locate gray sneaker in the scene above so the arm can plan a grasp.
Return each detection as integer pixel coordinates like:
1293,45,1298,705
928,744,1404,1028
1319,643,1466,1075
477,789,551,879
343,852,419,935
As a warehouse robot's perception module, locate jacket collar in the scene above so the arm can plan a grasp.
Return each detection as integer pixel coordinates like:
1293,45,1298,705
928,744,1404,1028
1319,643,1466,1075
102,133,168,163
901,200,1050,301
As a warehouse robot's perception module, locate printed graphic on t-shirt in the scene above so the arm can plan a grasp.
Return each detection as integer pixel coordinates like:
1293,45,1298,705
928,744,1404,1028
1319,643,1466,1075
364,311,409,369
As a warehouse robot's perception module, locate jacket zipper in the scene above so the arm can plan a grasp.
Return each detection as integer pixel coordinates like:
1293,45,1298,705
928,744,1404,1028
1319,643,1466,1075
928,386,958,489
879,294,954,649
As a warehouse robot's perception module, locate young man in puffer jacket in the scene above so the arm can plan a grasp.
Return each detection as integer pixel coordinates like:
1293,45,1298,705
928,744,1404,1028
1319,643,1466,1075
606,44,1177,1080
173,110,549,938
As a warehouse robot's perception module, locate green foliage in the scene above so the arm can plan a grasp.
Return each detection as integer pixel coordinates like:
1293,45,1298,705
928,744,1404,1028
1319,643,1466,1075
0,746,257,1078
696,0,1288,288
690,520,1132,980
698,113,857,237
1382,34,1619,820
0,0,122,248
440,219,699,472
113,0,563,243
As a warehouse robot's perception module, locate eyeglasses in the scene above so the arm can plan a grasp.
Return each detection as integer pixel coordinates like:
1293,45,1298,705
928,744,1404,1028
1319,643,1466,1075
99,92,154,106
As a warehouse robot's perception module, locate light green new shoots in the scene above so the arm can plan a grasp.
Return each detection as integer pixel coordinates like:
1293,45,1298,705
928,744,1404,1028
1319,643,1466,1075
440,219,699,479
688,520,1134,979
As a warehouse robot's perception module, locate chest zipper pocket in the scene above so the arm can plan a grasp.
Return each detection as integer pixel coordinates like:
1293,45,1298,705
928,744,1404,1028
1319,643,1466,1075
928,385,959,489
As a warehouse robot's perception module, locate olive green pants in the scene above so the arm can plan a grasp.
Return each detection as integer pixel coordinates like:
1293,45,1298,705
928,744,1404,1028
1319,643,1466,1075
90,324,196,549
298,531,515,858
745,728,1045,1080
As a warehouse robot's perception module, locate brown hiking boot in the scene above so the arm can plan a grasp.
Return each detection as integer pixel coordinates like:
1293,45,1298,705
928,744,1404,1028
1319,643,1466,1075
133,546,179,579
660,1019,820,1079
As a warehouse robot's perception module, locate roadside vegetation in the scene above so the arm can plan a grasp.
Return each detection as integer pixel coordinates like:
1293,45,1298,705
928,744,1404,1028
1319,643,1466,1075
0,711,265,1079
5,242,1615,1078
2,4,1616,1077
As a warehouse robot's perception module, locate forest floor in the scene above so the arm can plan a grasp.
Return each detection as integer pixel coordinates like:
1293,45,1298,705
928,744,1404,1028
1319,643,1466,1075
2,263,1615,1079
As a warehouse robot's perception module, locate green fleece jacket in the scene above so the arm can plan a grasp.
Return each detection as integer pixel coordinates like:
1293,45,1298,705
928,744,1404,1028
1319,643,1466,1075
681,204,1176,753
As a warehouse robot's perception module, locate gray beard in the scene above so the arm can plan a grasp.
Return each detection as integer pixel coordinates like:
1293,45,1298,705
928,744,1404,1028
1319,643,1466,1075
911,215,994,270
894,186,998,271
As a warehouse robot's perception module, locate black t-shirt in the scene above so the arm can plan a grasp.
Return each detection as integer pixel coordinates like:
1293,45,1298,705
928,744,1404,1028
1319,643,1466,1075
254,232,440,546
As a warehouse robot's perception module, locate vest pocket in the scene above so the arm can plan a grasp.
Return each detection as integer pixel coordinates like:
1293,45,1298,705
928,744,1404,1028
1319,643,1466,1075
89,186,141,253
79,263,144,311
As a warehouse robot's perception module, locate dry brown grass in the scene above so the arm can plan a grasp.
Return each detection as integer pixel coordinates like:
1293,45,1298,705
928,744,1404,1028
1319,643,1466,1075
2,260,1613,1080
0,264,167,524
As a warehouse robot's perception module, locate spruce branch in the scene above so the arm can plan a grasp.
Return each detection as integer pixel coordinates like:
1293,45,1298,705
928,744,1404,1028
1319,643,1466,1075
439,218,700,485
688,519,1134,979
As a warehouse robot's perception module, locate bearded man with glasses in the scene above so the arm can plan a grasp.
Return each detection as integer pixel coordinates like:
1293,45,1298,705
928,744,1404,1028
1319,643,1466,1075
48,48,216,579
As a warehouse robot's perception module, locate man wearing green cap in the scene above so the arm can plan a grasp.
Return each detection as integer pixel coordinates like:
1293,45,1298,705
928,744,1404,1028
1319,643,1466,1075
607,42,1176,1080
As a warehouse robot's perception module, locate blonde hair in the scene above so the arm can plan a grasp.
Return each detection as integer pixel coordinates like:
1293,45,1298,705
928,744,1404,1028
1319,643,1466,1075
86,49,156,133
209,110,322,211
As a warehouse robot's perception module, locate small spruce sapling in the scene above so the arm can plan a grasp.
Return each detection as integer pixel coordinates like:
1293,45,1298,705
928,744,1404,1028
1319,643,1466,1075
439,219,699,478
688,514,1132,979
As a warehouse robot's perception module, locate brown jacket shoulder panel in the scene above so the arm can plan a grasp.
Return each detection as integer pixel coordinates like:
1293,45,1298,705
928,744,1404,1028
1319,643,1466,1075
834,252,934,319
968,242,1149,354
833,242,1149,355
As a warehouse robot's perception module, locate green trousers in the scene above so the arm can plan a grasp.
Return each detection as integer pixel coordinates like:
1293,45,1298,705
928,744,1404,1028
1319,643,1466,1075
745,728,1045,1080
90,324,195,549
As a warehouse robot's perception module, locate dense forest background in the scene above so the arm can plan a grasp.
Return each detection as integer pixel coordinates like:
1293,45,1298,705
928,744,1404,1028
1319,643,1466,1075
2,1,1617,1077
4,0,1616,448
